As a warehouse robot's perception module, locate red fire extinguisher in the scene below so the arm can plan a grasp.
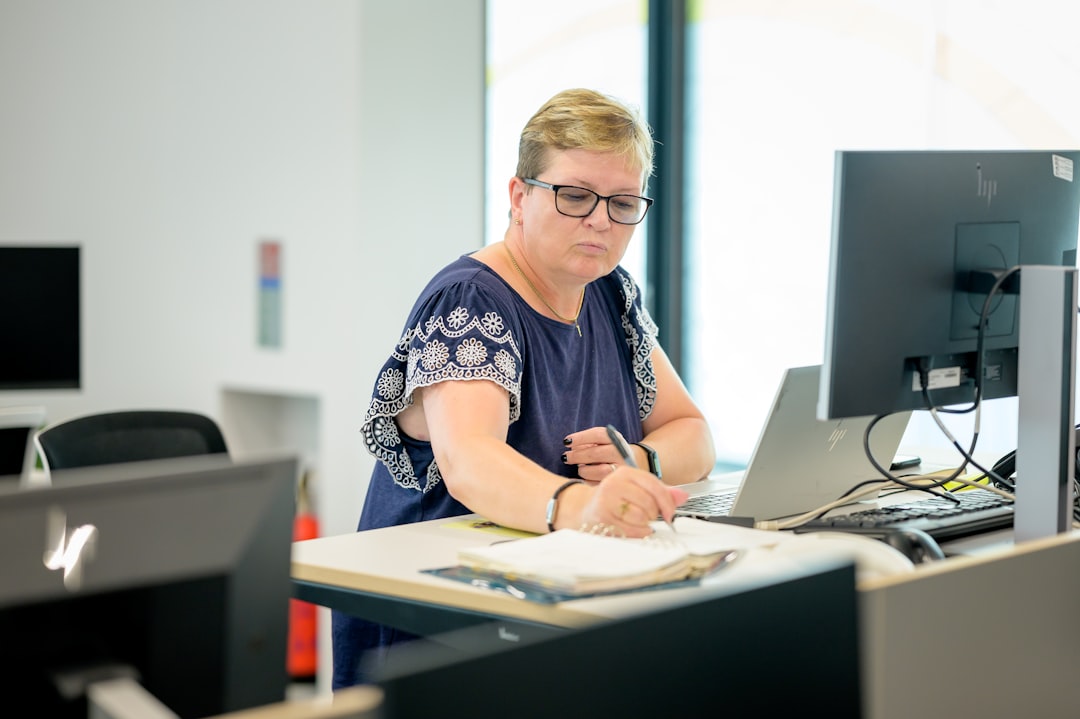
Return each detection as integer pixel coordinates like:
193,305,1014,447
288,469,319,682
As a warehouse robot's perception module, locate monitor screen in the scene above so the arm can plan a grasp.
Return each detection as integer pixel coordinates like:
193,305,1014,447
0,245,81,391
0,453,298,718
371,559,862,717
0,425,31,478
0,406,46,482
819,150,1080,420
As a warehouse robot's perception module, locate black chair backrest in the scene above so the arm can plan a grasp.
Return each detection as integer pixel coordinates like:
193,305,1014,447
36,410,229,471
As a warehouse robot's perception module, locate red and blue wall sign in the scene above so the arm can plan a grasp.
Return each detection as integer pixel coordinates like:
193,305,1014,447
258,239,282,348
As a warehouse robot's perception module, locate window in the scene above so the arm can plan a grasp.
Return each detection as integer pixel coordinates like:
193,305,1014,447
686,1,1080,468
488,0,1080,470
485,0,649,281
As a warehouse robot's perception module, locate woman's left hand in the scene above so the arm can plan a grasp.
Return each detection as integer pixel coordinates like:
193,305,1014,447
562,425,638,482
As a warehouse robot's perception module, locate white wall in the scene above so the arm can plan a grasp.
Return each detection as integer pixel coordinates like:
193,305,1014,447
1,0,484,690
0,0,484,538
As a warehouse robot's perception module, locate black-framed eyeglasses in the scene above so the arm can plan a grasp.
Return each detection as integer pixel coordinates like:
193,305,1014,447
523,178,653,225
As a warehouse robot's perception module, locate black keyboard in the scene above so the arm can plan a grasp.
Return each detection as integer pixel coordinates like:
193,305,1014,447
801,490,1014,542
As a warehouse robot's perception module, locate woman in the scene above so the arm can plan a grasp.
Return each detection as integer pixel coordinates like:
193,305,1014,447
333,88,716,688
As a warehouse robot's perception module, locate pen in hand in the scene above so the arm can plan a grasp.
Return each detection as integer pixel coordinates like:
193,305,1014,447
605,424,678,534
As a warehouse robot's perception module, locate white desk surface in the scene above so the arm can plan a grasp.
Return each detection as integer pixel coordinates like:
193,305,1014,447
293,441,1066,632
292,514,870,629
292,454,1026,629
208,686,382,719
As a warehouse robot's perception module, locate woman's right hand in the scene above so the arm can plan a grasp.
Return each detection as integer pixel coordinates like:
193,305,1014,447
578,467,688,538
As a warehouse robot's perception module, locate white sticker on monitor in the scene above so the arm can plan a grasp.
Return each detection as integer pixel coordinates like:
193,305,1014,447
1052,154,1074,182
911,366,962,391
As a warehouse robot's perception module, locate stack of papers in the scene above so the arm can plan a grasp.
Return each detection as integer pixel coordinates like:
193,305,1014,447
453,517,756,598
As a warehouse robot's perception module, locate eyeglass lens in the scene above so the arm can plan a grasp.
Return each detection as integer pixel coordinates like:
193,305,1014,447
555,186,648,224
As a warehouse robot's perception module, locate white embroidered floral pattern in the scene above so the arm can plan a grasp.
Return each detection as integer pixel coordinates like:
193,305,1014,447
421,339,450,370
456,337,487,366
370,415,401,448
447,306,469,329
482,312,504,334
494,349,516,379
617,271,658,420
362,295,522,493
376,368,404,399
361,267,656,493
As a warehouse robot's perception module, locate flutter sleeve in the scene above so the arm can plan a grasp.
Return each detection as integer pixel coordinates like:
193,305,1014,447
361,281,523,490
612,266,659,421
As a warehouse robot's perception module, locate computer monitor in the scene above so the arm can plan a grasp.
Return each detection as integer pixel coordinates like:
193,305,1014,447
0,405,46,483
0,453,298,718
371,560,862,717
819,150,1080,421
0,245,81,390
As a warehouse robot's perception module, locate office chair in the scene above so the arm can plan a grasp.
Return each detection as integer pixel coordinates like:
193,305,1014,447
34,409,229,472
0,406,46,482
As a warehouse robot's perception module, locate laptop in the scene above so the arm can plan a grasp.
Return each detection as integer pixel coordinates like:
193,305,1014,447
677,365,910,522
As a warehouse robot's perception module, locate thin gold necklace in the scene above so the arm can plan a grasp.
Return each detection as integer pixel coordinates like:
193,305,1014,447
504,244,584,337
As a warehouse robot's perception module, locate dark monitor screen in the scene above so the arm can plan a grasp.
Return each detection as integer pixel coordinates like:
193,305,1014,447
372,560,862,718
0,245,81,390
0,453,298,718
819,150,1080,420
0,425,31,478
0,406,46,482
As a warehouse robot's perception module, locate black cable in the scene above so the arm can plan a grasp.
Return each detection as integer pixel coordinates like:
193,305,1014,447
890,268,1080,526
862,412,963,503
965,447,1016,493
890,266,1025,496
802,411,966,524
943,443,1013,492
924,265,1021,415
916,379,1017,495
972,266,1021,403
840,265,1078,521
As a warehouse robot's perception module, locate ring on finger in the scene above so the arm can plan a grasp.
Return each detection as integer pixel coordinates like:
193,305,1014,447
618,501,630,518
609,463,617,475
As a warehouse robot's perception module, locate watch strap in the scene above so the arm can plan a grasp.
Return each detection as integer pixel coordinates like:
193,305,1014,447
632,442,662,479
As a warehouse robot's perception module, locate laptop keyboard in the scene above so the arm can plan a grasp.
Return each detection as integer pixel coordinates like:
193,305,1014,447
801,490,1014,541
678,491,736,517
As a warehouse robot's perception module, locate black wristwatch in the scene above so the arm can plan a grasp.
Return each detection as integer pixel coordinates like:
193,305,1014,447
633,442,662,479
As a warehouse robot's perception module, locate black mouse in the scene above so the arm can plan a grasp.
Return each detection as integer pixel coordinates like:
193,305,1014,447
878,527,946,563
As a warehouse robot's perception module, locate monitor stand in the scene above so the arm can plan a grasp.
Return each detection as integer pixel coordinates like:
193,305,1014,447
1014,265,1077,541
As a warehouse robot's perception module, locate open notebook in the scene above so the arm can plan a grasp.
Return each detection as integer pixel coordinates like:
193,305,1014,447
677,364,910,522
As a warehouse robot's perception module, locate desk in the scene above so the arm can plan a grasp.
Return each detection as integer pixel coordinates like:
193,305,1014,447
208,686,382,719
858,530,1080,717
293,517,583,642
294,516,1080,718
292,515,809,643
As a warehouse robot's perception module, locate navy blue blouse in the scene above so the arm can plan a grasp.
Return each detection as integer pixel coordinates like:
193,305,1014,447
357,254,658,531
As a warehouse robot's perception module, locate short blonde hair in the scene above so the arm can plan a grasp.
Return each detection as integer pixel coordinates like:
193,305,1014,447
516,88,654,191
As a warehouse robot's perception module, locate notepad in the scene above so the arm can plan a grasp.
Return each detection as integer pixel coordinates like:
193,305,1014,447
455,519,742,597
